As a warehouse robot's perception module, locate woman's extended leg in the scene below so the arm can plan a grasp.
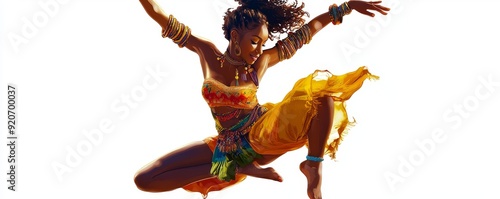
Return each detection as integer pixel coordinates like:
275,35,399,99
134,141,283,193
300,96,335,199
134,141,214,192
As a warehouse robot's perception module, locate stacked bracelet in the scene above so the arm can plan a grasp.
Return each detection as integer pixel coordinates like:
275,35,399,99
275,24,312,61
161,15,191,48
328,2,352,25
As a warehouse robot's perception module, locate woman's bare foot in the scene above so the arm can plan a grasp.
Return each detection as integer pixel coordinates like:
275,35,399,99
238,162,283,182
300,160,322,199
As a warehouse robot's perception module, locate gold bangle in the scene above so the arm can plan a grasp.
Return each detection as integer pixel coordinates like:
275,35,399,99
174,25,188,43
178,27,191,47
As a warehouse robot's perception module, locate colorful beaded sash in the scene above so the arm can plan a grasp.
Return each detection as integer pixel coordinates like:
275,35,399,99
210,105,267,181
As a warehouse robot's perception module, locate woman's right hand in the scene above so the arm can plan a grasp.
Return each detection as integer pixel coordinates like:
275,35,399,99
348,0,390,17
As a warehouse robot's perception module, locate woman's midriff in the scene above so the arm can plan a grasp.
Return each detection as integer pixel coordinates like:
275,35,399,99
210,106,254,128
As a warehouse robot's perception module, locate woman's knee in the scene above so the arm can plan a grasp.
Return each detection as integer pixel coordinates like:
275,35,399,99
134,171,178,192
134,171,148,191
134,168,175,192
317,97,334,113
317,96,334,106
134,170,156,192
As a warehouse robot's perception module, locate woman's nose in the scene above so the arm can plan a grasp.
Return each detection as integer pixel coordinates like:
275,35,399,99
256,45,263,55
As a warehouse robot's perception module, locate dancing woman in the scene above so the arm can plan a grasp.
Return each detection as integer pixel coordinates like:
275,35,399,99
134,0,389,198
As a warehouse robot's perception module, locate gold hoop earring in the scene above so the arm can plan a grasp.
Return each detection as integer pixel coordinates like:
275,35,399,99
234,42,241,57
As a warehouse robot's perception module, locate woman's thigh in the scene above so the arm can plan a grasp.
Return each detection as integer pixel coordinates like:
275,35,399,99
135,141,213,178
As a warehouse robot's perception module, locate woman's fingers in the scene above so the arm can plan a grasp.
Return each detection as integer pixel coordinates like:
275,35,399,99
358,9,376,17
350,1,390,17
365,1,390,16
370,5,389,15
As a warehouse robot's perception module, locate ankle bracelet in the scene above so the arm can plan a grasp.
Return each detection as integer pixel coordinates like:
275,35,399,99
306,155,324,162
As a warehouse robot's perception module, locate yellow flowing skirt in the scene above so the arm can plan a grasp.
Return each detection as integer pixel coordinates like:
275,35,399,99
183,66,378,197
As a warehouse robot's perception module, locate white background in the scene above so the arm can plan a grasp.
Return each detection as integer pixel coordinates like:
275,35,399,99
1,0,500,198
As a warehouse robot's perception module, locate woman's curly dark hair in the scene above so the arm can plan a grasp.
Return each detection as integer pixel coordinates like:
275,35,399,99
223,0,309,41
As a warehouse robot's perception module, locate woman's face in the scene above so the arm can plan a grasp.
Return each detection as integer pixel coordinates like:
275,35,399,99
234,23,269,65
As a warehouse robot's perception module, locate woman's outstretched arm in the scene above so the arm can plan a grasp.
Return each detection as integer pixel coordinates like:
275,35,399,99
139,0,169,28
263,0,390,68
138,0,220,77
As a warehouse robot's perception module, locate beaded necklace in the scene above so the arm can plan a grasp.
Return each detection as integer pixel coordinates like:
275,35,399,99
217,51,255,86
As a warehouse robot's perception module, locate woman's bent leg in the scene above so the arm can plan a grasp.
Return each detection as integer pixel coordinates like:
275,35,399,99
134,141,214,192
300,97,335,199
238,161,283,182
256,154,283,165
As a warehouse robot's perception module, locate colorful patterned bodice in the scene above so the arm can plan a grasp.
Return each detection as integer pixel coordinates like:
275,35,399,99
201,78,258,109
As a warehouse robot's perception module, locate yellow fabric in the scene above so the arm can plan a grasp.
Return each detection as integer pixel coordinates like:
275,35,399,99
201,78,258,109
183,66,378,196
249,67,378,159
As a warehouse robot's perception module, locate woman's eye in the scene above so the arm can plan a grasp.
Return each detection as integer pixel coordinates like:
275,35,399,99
251,41,258,45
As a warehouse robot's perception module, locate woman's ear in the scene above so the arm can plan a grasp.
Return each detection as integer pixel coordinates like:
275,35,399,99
230,29,240,43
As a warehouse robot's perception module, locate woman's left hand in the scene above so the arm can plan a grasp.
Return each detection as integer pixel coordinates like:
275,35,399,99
348,1,390,17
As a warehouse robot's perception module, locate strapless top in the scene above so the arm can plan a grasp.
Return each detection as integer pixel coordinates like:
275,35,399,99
201,78,258,109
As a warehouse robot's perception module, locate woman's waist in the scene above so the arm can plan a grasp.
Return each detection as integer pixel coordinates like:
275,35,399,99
212,108,252,127
211,105,265,133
